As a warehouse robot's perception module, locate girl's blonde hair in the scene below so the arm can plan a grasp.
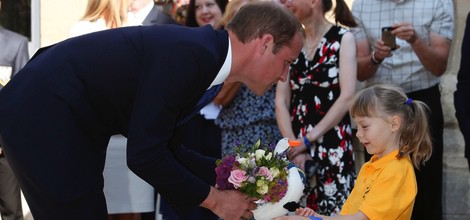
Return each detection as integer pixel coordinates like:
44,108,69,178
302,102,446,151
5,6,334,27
82,0,128,28
350,84,432,169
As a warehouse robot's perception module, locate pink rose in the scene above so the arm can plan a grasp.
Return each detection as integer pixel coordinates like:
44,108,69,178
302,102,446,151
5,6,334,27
228,169,248,189
257,167,273,181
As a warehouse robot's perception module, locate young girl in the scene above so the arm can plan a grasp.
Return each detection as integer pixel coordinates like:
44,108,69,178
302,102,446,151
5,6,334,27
275,84,432,220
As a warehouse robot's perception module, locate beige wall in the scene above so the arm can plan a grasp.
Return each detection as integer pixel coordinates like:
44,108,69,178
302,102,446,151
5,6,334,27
40,0,87,46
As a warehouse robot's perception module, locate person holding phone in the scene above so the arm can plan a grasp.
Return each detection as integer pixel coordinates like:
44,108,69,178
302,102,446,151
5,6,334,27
350,0,454,219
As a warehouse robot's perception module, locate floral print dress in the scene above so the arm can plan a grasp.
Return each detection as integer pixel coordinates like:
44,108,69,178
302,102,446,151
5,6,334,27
289,25,356,215
215,85,282,156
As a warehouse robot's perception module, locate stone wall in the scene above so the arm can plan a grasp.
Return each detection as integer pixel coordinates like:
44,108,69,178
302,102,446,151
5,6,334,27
442,1,470,219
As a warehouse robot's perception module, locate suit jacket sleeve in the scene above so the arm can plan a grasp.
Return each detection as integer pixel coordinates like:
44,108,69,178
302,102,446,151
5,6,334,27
455,12,470,159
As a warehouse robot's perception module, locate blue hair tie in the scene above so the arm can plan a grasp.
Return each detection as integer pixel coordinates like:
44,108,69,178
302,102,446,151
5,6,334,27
405,98,413,106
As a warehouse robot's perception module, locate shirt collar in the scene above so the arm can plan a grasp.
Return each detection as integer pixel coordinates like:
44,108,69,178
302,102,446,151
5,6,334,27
369,149,401,169
128,1,155,25
209,36,231,89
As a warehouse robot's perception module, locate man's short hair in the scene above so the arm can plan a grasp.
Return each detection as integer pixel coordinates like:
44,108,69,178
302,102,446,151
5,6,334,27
226,1,303,54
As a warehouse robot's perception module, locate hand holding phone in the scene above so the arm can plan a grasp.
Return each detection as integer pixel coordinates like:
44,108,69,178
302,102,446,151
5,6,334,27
381,26,397,50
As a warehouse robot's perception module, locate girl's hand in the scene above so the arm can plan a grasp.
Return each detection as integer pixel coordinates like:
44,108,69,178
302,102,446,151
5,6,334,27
295,207,316,217
290,152,312,171
288,141,307,160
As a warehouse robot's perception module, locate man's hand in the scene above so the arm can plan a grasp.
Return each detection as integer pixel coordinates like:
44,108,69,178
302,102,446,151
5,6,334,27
372,39,396,63
201,186,258,220
392,21,451,76
392,22,419,44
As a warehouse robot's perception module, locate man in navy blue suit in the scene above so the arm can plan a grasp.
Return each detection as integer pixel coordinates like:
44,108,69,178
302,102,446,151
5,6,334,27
0,2,303,220
455,12,470,171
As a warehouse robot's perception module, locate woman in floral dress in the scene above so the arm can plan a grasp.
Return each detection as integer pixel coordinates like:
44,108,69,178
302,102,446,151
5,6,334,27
276,0,357,215
215,85,282,156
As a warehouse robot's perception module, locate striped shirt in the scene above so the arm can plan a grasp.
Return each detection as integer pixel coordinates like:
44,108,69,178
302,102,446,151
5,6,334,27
351,0,454,93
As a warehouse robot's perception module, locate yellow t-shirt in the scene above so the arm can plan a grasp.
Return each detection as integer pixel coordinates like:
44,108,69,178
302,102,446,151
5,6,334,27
340,149,417,219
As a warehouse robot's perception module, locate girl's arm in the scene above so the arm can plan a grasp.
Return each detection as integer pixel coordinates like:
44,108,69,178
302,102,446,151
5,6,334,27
272,207,369,220
275,74,296,140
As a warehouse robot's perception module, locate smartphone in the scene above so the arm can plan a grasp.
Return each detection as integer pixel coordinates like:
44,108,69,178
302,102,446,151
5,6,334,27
381,26,397,50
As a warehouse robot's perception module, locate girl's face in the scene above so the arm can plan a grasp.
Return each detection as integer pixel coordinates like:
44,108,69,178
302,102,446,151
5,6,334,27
353,115,400,159
195,0,223,27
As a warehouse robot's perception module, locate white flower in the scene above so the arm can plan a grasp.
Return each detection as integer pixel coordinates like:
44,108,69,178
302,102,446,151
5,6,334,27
237,157,249,167
270,167,280,178
265,152,273,160
255,149,266,161
248,176,256,183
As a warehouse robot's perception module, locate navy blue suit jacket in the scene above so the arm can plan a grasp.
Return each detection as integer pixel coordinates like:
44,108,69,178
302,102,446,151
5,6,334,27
455,12,470,159
0,25,229,210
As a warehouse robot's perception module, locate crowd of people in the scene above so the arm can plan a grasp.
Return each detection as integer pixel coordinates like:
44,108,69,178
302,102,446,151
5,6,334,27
0,0,467,219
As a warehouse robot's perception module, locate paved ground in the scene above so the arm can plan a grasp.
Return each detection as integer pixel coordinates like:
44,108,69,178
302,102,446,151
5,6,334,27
10,193,163,220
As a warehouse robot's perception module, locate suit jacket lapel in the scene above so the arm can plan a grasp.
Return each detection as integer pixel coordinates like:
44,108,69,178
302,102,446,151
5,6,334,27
177,83,224,126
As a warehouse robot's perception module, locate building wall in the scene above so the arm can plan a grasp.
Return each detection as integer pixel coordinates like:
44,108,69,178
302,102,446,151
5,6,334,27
443,1,470,219
40,0,87,46
38,0,470,219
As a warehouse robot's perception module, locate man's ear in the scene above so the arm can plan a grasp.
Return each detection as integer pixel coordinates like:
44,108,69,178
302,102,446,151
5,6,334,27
391,115,402,132
260,34,274,54
312,0,322,8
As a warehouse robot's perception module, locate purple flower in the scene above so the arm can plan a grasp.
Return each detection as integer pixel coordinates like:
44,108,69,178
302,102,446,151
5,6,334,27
215,155,237,190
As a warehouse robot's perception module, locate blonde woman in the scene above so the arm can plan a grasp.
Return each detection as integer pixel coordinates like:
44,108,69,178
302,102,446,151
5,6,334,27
69,0,128,37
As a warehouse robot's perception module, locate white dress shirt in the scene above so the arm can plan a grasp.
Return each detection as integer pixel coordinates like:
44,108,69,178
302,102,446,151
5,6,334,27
200,36,232,119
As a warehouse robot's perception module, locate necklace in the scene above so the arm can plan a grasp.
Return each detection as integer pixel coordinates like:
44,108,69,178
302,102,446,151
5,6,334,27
303,23,331,61
304,45,318,61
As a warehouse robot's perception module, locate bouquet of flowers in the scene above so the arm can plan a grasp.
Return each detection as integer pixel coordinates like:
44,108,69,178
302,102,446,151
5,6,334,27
215,138,306,220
